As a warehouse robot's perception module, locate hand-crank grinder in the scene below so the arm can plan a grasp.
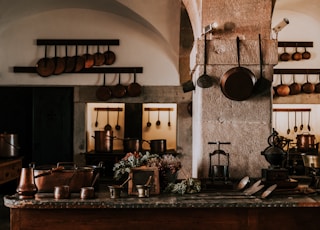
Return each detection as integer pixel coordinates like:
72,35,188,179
208,141,231,181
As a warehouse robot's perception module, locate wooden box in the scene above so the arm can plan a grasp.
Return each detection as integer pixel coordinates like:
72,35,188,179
128,166,160,195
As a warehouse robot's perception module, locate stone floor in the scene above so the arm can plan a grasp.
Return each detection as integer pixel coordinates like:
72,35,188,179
0,181,18,230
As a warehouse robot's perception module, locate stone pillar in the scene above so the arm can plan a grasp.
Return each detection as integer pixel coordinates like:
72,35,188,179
190,0,278,179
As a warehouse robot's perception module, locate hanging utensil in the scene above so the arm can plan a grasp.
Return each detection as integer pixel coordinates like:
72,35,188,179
96,73,112,101
308,110,311,131
287,112,290,135
93,45,105,66
276,74,290,96
289,74,301,95
104,109,112,131
52,45,65,75
302,74,315,94
302,47,311,60
300,111,303,131
112,73,126,98
156,109,161,126
197,33,214,88
64,45,76,73
115,108,121,131
147,110,151,127
168,110,171,127
104,45,116,65
294,112,298,132
36,45,55,77
95,110,99,127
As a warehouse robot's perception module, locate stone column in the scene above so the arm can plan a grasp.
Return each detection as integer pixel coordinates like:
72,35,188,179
190,0,278,179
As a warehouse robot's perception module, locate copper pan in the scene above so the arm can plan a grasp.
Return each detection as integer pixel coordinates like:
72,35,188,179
82,45,94,69
112,73,126,98
104,45,116,65
36,45,55,77
94,45,105,66
96,74,112,101
64,45,76,73
127,71,142,97
52,45,65,75
74,45,85,72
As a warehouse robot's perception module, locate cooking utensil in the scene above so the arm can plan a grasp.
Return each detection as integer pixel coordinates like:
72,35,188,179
279,46,290,61
104,45,116,65
236,176,250,190
253,34,271,95
95,110,99,127
147,110,151,127
287,112,290,134
297,133,315,152
315,74,320,93
156,109,161,126
197,33,214,88
36,45,55,77
292,44,302,61
127,71,142,97
64,45,76,73
289,75,301,95
302,74,315,94
300,112,303,131
308,110,311,131
168,110,171,127
0,133,20,157
220,37,256,101
301,154,320,168
115,108,121,130
74,45,85,72
94,45,105,66
302,47,311,60
294,111,298,132
52,45,65,75
120,176,131,188
261,184,277,199
122,138,142,153
144,176,153,186
104,109,112,131
96,74,112,101
146,139,167,154
93,130,113,152
82,45,94,68
243,179,261,194
276,74,290,96
112,73,126,98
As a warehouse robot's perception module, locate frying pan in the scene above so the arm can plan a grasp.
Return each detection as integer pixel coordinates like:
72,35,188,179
52,45,65,75
104,45,116,65
276,74,290,96
279,46,290,61
112,73,126,98
74,45,85,72
197,33,214,88
314,74,320,93
220,37,256,101
94,45,105,66
253,34,271,95
82,45,94,69
302,74,315,94
302,47,311,60
64,45,76,73
96,74,112,101
127,70,142,97
36,45,55,77
289,75,301,95
292,44,302,61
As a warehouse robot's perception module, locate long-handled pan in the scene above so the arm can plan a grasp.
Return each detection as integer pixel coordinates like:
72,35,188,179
127,70,142,97
220,37,256,101
36,45,55,77
197,33,214,88
96,74,112,101
104,45,116,65
52,45,65,75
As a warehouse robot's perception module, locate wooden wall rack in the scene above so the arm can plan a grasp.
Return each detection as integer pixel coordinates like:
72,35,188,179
36,39,119,46
144,108,173,111
278,42,313,47
13,67,143,74
94,108,123,112
273,108,311,112
273,69,320,75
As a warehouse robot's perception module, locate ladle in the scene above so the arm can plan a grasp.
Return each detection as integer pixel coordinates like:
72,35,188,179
120,176,131,188
156,109,161,126
294,112,298,132
197,33,214,88
287,111,290,135
115,108,121,130
95,110,99,127
147,110,151,127
300,112,303,131
104,109,112,131
308,111,311,131
168,110,171,127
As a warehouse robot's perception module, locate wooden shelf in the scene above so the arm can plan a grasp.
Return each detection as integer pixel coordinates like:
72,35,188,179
36,39,120,46
274,69,320,75
13,67,143,74
273,108,311,112
278,42,313,47
144,108,173,111
94,108,123,112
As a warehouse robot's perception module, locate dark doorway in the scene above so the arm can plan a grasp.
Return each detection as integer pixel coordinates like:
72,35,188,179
0,87,73,166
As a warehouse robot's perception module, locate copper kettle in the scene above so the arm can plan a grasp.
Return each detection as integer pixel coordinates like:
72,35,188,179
16,167,38,199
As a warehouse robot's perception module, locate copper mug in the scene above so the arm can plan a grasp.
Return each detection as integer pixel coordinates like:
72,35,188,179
54,185,70,199
16,168,38,199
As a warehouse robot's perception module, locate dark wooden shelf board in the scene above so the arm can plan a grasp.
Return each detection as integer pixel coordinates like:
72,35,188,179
274,69,320,75
278,41,313,48
36,39,120,46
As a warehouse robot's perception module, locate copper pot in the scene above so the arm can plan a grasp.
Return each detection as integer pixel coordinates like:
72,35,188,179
123,138,142,153
296,134,316,151
0,133,19,158
93,130,113,152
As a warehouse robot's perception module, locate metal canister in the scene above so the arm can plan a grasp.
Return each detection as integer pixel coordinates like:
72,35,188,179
0,133,19,158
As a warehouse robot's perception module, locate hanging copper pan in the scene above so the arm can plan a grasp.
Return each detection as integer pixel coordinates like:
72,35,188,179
36,45,55,77
112,73,126,98
74,45,85,72
127,70,142,97
82,45,94,69
220,37,256,101
64,45,76,73
289,74,301,95
94,45,105,66
104,45,116,65
52,45,65,75
96,74,112,101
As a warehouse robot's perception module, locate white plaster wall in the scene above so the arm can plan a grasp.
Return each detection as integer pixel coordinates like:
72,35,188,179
0,8,180,86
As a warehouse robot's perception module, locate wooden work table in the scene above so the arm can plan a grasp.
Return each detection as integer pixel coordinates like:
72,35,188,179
4,184,320,230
